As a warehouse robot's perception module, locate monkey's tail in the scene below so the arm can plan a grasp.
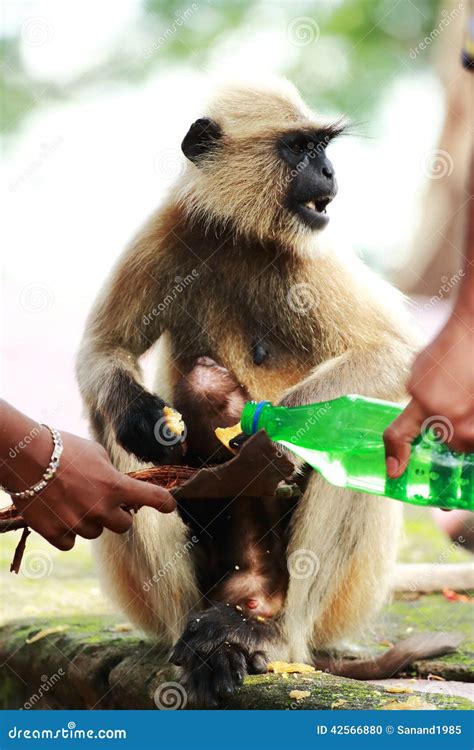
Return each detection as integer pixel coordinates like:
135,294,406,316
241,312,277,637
314,632,463,681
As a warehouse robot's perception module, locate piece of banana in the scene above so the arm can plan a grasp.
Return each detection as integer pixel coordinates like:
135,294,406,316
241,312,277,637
163,406,185,437
214,421,242,453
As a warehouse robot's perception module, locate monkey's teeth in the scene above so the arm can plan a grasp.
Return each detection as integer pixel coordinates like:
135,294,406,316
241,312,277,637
304,201,316,211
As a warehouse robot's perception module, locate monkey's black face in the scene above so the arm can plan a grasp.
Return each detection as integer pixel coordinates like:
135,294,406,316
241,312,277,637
278,130,338,230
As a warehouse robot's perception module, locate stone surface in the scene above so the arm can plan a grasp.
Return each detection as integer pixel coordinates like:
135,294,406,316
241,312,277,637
0,613,472,710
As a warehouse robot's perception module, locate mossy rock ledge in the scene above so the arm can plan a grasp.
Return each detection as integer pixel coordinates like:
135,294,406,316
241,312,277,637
0,617,472,710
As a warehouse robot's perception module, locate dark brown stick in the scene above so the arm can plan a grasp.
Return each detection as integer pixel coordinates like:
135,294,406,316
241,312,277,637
10,527,31,574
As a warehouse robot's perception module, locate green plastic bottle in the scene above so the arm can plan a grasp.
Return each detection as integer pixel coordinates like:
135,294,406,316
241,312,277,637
240,395,473,511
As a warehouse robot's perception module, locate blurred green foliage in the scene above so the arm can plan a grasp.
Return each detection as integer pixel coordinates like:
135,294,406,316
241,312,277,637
1,0,443,135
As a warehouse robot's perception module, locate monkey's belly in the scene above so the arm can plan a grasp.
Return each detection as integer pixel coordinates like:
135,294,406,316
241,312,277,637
178,496,292,619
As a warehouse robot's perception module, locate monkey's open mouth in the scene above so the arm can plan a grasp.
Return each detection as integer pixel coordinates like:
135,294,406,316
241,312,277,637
294,196,332,229
304,198,330,213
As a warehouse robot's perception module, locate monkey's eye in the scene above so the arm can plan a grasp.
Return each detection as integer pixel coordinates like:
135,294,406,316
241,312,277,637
285,136,308,155
278,133,320,166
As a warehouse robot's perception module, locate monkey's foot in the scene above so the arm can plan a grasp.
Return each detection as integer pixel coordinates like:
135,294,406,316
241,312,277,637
169,604,272,707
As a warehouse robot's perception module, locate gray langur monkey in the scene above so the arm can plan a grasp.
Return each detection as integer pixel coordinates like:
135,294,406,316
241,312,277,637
77,79,455,706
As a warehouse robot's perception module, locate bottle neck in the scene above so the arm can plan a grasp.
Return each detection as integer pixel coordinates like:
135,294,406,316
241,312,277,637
241,401,273,435
241,400,333,440
241,395,406,448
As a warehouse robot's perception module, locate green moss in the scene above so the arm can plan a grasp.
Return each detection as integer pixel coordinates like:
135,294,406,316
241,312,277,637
400,508,472,564
233,672,472,710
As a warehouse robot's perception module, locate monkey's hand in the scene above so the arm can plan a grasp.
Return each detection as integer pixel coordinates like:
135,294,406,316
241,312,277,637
114,389,185,465
170,604,275,707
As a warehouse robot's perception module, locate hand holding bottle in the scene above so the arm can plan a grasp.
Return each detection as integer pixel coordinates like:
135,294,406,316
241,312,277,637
384,154,474,479
384,313,474,479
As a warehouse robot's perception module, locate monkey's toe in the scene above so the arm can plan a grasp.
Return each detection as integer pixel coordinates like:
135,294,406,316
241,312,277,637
248,650,268,674
211,644,246,697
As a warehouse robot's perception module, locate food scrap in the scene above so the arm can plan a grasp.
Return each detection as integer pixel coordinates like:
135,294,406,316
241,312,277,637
26,626,69,644
289,689,311,701
163,406,185,437
382,695,438,710
331,698,347,708
215,422,242,453
385,685,414,694
110,623,134,633
268,661,316,675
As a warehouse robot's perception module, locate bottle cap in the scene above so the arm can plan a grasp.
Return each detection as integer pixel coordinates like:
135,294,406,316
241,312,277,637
241,401,271,434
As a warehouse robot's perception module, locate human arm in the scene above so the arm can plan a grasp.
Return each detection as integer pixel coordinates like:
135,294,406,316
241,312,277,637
0,400,175,550
384,161,474,477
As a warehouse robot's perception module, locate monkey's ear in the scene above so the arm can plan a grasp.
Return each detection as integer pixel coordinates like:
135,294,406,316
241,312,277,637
181,118,222,164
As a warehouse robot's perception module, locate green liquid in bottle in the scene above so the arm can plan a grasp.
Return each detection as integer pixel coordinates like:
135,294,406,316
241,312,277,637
240,395,474,511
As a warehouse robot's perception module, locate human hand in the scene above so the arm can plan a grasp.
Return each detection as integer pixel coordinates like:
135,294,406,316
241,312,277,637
10,429,175,550
384,312,474,478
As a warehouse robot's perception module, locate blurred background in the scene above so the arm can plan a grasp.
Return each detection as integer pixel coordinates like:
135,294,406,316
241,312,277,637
1,0,472,623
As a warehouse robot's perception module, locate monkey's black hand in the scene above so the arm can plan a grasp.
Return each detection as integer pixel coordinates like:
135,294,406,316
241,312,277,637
114,389,185,465
169,604,273,707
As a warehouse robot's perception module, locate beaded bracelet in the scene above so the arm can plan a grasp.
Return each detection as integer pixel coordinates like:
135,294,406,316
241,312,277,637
1,425,63,501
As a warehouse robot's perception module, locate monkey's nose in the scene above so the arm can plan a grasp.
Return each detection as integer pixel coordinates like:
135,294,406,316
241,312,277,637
322,164,333,180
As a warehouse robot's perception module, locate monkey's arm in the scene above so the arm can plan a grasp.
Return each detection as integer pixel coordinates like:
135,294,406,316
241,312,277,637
279,338,414,409
76,241,179,464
